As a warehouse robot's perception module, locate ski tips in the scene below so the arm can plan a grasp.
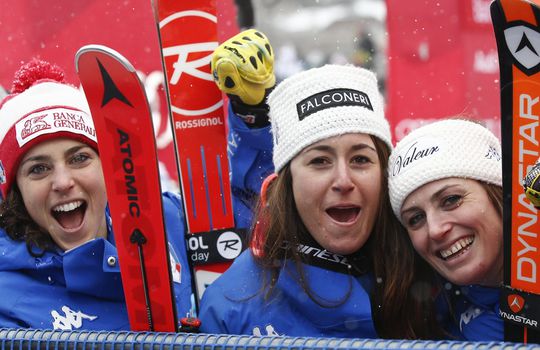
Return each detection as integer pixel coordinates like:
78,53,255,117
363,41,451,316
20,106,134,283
75,44,137,74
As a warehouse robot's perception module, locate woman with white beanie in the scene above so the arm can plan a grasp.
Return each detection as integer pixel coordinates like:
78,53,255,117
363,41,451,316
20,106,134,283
199,64,447,338
0,59,194,330
388,119,503,340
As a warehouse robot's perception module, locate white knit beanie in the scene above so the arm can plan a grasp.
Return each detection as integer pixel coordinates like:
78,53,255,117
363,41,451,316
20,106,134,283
268,64,392,172
388,119,502,218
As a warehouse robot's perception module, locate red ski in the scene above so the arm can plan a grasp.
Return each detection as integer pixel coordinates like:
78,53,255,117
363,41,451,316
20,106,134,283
75,45,177,332
152,0,245,301
491,0,540,342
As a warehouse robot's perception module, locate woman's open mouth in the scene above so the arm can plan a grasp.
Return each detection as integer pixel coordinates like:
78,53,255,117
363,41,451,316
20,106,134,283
51,200,87,230
326,206,360,223
439,236,474,260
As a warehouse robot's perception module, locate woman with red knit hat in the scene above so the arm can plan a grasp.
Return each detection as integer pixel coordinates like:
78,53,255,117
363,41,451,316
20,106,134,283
0,59,193,330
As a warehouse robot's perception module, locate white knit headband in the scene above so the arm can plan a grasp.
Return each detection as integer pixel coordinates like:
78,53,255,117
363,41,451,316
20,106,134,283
268,64,392,172
388,119,502,218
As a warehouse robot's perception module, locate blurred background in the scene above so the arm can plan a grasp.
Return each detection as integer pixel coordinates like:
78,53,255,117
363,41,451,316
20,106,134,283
249,0,387,83
248,0,498,140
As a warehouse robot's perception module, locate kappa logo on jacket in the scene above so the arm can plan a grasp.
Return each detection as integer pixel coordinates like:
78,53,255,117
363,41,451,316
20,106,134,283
252,324,282,336
459,306,483,331
51,305,98,330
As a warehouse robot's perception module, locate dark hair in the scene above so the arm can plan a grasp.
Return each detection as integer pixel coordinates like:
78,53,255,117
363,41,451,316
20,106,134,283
483,182,502,217
252,135,446,339
0,184,53,256
373,211,448,339
367,137,446,339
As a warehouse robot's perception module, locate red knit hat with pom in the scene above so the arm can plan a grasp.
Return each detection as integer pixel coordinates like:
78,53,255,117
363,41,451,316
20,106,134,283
0,59,97,198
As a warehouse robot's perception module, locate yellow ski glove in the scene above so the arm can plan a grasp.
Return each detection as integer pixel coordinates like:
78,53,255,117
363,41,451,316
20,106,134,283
212,29,275,106
524,159,540,208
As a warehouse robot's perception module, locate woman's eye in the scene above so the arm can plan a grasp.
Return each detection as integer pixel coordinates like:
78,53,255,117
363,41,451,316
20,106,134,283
352,155,370,164
406,212,425,229
442,194,462,209
70,153,90,165
28,164,49,175
309,157,329,165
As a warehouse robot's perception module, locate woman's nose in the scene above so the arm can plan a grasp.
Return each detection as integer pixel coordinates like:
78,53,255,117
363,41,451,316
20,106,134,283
426,213,452,241
332,163,354,193
51,168,75,192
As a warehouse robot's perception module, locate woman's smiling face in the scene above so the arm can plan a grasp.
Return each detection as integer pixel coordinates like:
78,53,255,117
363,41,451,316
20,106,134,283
16,138,107,250
400,178,503,286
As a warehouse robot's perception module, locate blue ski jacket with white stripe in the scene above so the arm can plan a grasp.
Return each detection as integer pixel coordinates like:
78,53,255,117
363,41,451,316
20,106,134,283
0,192,193,330
199,249,378,338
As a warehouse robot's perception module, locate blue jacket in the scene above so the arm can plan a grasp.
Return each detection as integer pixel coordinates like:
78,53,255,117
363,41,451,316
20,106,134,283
453,285,503,341
199,250,377,338
0,192,192,331
228,104,274,229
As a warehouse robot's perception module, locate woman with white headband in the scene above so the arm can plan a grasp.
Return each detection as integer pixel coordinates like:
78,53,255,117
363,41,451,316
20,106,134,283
388,119,503,341
199,64,448,339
